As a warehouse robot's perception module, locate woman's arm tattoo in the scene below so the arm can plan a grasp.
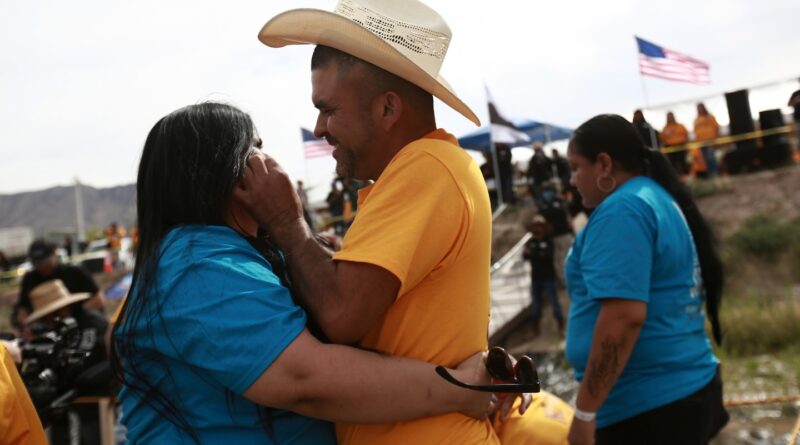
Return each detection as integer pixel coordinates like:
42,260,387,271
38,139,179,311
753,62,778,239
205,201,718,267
586,338,620,397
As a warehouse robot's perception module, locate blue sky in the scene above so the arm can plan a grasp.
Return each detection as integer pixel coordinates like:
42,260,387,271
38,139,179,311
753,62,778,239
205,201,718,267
1,0,799,201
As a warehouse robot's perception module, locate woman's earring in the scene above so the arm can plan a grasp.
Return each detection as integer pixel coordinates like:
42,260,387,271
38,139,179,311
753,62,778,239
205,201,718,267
596,176,617,193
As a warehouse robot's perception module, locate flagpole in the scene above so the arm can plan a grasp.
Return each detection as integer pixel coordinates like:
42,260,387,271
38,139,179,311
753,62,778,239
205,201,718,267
74,176,86,242
637,48,659,149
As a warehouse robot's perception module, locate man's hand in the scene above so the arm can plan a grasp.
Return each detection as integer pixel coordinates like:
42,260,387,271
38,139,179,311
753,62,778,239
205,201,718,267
234,152,304,236
452,351,496,420
568,416,596,445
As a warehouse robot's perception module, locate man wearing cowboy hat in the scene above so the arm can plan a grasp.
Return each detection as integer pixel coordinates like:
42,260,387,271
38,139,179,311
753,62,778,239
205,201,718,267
233,1,515,444
12,240,104,336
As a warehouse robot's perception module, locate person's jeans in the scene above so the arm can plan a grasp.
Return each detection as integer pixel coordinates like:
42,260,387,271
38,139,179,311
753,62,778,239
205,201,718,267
701,146,718,176
530,279,563,322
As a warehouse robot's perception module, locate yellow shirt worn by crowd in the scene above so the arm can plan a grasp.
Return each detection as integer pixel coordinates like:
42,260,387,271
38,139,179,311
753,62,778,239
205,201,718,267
0,343,47,445
333,129,498,445
694,114,720,141
660,122,689,146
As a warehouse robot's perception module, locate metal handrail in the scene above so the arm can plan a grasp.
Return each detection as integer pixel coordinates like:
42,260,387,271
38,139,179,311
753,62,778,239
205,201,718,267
491,232,531,275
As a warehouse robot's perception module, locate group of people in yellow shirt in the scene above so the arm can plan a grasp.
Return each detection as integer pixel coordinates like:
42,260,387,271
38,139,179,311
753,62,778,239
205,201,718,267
659,103,721,179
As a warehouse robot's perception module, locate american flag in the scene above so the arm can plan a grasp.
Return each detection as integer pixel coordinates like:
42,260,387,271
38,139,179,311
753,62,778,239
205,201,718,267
636,36,710,84
301,127,334,159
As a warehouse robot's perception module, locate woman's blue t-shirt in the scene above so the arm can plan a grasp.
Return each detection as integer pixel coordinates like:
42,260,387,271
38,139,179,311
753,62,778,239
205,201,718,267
564,176,718,428
118,225,335,444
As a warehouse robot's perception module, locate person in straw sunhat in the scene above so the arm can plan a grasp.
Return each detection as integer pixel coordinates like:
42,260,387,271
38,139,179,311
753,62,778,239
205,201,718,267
24,279,108,363
25,279,92,324
12,239,104,337
234,1,544,444
23,279,111,444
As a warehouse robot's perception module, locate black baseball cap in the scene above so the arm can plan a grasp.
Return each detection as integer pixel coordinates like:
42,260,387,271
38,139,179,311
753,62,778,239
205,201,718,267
28,239,56,264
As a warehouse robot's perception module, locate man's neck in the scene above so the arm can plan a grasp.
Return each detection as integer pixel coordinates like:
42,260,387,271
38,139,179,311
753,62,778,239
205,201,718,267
370,119,437,181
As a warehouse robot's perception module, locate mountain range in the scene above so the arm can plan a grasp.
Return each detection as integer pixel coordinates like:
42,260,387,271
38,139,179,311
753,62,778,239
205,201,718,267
0,183,136,237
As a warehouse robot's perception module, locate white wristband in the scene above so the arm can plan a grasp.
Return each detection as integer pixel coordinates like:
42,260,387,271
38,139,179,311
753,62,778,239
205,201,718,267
573,408,596,422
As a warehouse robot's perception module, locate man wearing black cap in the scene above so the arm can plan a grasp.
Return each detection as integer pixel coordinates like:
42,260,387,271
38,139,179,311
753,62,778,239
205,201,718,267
11,239,103,334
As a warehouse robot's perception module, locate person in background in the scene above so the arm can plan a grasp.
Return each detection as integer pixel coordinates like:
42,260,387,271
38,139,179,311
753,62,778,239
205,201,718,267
522,215,564,337
325,180,345,235
12,240,104,336
105,222,127,270
0,250,9,272
129,225,139,258
25,279,111,445
527,143,553,203
296,180,315,229
551,149,571,191
564,114,727,444
480,151,499,209
538,183,574,287
632,109,659,149
62,235,73,258
659,111,690,177
694,103,720,177
787,79,800,150
496,143,516,205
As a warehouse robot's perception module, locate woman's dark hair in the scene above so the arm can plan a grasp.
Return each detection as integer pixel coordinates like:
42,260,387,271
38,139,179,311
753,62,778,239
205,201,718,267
569,114,724,345
110,102,272,441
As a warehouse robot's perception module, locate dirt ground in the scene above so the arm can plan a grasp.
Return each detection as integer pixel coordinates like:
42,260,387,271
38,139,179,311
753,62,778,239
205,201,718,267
696,164,800,239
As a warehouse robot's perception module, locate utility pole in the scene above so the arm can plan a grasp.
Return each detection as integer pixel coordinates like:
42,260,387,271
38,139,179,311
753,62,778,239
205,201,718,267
74,177,86,242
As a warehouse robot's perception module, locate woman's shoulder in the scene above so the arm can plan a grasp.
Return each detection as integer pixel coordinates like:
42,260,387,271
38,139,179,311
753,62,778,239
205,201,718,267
161,225,255,258
602,177,656,208
160,225,276,282
590,178,663,227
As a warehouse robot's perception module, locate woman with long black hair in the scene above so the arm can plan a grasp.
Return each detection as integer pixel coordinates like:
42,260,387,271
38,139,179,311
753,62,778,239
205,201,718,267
111,102,494,444
563,114,728,445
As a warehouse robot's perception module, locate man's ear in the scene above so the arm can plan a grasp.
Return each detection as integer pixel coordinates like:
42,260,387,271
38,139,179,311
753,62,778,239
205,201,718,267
376,91,403,132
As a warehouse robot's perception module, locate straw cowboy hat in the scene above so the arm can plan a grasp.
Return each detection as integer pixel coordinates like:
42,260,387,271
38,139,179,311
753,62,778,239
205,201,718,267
258,0,481,126
25,279,90,323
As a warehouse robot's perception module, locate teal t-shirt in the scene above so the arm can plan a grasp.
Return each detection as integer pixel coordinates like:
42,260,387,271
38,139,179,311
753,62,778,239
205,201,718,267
119,225,335,444
564,176,718,428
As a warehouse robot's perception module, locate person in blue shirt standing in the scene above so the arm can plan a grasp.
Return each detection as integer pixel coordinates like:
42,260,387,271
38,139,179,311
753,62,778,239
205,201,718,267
111,102,497,444
563,114,728,445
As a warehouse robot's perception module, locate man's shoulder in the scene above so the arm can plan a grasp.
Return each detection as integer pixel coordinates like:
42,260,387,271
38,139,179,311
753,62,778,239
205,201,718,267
386,139,480,189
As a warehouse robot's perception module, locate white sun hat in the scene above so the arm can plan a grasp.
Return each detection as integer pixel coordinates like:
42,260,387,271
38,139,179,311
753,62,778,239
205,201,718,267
258,0,481,126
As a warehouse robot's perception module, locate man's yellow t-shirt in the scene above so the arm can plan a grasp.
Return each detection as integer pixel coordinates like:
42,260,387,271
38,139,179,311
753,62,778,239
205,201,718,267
0,343,48,445
333,129,498,445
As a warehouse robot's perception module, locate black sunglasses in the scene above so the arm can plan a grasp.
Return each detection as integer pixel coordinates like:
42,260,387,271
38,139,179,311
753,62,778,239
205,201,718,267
435,347,540,393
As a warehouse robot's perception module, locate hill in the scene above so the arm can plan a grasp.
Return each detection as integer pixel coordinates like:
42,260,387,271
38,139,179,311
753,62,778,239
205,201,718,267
0,183,136,237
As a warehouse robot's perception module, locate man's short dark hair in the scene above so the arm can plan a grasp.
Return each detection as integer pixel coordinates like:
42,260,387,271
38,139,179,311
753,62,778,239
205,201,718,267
310,45,432,108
